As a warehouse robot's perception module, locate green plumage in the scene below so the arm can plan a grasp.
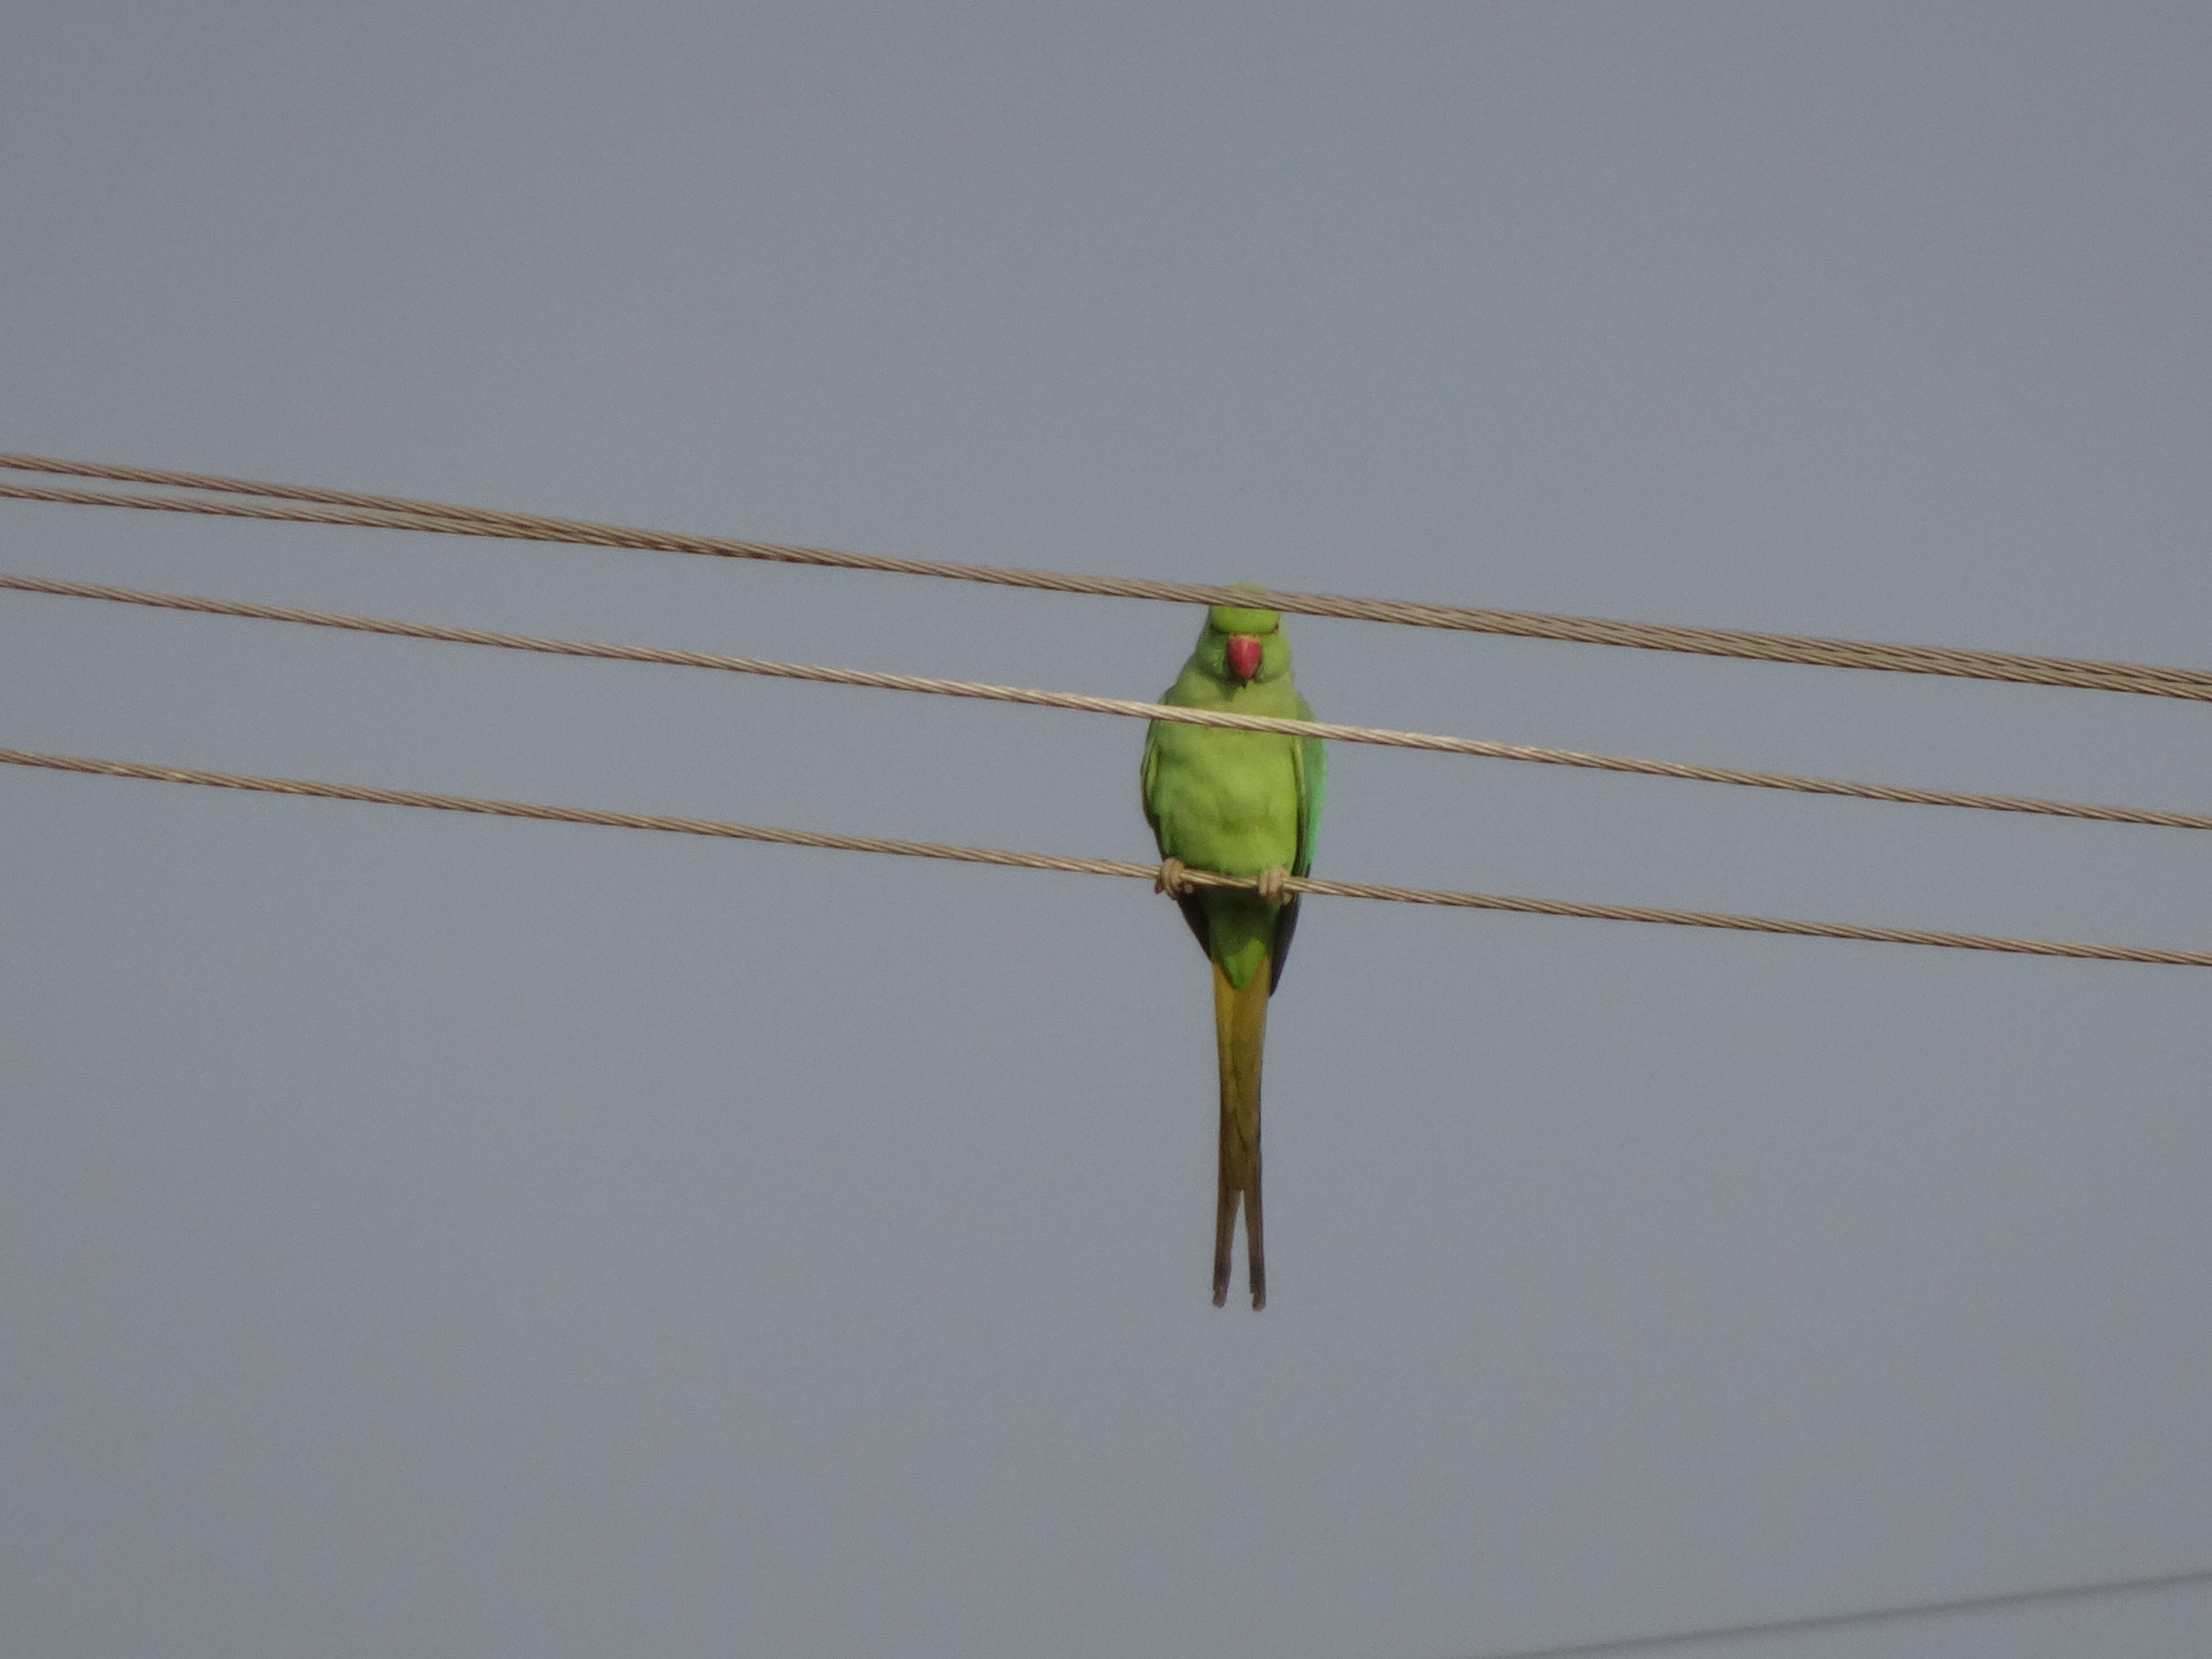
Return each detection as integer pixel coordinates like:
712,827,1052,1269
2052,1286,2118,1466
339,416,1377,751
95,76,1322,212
1140,598,1325,1308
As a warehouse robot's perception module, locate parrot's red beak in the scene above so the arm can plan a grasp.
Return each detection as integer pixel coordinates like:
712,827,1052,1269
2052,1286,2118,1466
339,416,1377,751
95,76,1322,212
1225,633,1263,683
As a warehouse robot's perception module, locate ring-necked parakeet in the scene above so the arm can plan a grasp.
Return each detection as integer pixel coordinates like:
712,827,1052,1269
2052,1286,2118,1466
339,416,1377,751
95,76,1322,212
1140,598,1325,1309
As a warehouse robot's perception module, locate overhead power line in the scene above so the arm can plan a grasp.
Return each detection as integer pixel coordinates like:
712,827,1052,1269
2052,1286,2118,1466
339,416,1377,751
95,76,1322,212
11,569,2212,834
6,746,2209,965
1464,1562,2212,1659
6,452,2211,700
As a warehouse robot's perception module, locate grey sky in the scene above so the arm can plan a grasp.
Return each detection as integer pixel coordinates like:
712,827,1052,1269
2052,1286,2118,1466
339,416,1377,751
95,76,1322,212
5,5,2210,1655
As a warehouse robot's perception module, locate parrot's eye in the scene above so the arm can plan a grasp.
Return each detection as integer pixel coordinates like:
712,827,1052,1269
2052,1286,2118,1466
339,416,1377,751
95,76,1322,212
1225,634,1263,682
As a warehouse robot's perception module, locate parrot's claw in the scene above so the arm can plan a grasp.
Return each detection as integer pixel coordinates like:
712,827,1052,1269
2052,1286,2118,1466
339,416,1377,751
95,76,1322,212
1155,855,1194,898
1254,864,1290,903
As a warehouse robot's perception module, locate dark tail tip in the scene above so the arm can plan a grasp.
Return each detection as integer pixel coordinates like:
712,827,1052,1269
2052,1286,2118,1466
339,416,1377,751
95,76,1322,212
1213,1186,1237,1308
1247,1182,1266,1311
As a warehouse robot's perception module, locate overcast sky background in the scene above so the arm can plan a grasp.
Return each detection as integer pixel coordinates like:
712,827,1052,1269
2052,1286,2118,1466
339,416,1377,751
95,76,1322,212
5,6,2211,1656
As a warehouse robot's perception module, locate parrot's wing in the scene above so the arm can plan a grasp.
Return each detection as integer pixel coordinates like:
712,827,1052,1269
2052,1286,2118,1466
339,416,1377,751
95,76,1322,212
1139,720,1167,845
1268,724,1326,994
1142,719,1214,956
1292,727,1326,879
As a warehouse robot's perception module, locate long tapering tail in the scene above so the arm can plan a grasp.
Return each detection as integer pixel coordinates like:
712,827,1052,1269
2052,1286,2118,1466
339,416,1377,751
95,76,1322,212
1210,954,1271,1309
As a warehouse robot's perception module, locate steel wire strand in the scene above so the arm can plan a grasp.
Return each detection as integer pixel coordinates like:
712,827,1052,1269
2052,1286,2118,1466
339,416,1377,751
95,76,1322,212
11,570,2212,834
1462,1564,2212,1659
5,746,2208,965
5,454,2212,700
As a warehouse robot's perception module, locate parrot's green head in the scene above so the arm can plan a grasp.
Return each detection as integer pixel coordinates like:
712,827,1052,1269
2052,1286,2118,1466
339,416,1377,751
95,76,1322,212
1197,587,1290,687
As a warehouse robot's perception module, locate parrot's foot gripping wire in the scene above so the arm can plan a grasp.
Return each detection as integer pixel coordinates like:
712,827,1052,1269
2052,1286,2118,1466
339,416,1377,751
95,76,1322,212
1155,858,1292,902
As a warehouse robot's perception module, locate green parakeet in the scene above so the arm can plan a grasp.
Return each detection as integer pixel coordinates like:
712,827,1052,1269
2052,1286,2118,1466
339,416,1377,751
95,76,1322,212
1140,597,1326,1310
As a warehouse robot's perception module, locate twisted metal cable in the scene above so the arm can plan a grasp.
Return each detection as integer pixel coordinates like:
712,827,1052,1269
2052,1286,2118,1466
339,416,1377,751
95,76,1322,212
5,746,2207,965
10,570,2212,832
1466,1564,2212,1659
6,453,2211,700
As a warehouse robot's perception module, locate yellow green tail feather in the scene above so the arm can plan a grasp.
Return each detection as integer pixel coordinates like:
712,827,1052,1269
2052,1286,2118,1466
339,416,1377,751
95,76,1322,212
1211,951,1271,1309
